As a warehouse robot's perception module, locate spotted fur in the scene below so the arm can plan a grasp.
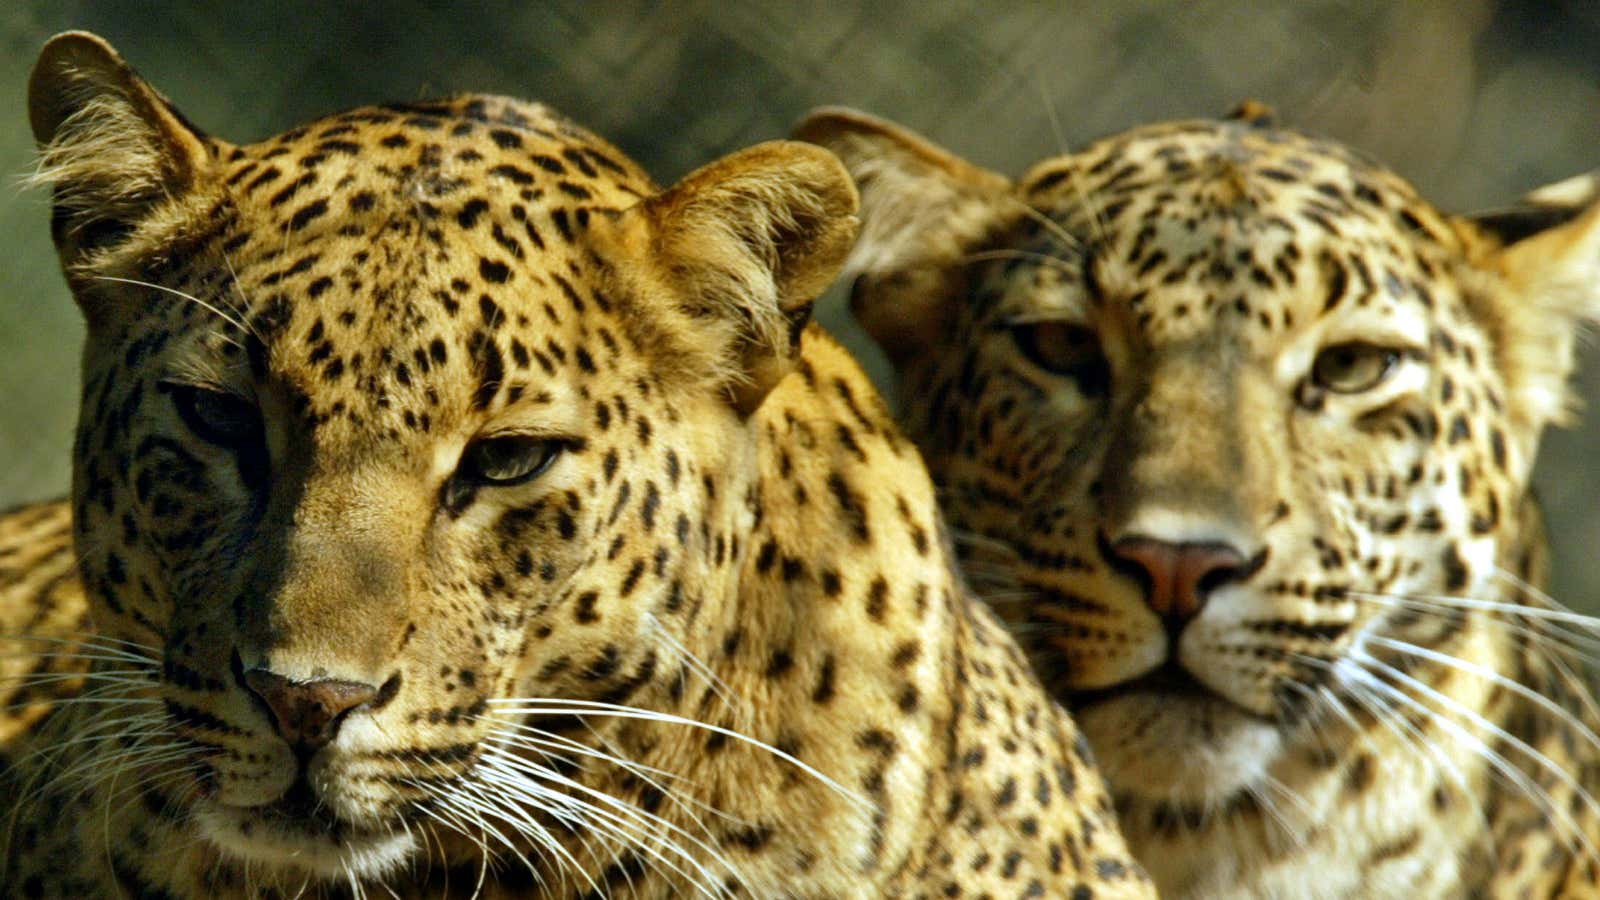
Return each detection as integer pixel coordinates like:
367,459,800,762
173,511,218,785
0,34,1153,899
799,105,1600,899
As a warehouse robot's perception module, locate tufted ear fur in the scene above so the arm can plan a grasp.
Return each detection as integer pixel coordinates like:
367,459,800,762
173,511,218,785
28,31,212,275
624,140,859,415
1464,172,1600,439
794,107,1010,364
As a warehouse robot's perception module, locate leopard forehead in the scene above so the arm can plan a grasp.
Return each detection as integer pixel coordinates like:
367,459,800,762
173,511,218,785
1001,120,1466,350
111,97,656,435
1020,119,1431,230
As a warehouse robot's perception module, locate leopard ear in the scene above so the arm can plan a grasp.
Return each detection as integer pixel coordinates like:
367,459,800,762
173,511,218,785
1224,99,1276,127
1465,172,1600,435
28,31,212,271
623,140,859,415
794,107,1010,364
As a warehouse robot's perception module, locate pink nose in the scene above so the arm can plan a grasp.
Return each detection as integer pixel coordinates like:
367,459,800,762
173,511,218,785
243,668,377,754
1106,536,1256,625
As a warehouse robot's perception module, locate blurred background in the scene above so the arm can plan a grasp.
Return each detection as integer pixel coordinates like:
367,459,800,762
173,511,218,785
2,1,1597,608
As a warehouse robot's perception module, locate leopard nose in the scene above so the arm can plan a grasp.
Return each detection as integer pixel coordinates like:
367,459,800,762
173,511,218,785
1102,534,1262,627
242,668,378,755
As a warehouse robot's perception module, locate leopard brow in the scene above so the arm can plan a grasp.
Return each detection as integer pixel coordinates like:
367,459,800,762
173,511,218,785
158,360,256,400
1317,315,1429,355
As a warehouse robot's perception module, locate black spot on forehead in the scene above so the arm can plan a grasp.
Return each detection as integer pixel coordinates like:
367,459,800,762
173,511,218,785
235,105,631,238
225,96,654,231
1025,119,1426,226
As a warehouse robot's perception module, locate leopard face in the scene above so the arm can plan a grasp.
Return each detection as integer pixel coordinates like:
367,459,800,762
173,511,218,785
23,32,858,889
801,107,1600,895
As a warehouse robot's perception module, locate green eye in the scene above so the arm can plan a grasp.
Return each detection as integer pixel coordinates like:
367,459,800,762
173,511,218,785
1010,321,1110,395
165,383,264,448
459,435,563,487
1310,343,1400,394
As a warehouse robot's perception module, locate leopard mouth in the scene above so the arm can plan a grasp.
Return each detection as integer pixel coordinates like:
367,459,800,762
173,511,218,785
251,773,355,835
1068,658,1215,710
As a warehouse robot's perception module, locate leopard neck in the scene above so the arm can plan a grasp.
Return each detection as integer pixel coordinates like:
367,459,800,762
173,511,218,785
595,324,971,890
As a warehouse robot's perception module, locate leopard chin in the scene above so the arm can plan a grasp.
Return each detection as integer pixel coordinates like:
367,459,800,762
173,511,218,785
193,790,417,881
1076,684,1284,804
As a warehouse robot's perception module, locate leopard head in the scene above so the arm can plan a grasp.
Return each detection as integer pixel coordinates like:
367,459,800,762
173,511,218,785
30,32,855,884
799,107,1600,809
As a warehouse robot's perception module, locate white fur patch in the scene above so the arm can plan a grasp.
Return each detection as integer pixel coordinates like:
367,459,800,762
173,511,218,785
194,800,417,882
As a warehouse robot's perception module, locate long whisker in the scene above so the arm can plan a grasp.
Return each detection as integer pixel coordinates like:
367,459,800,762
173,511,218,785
2,666,156,683
490,722,750,847
474,765,690,894
0,633,162,663
1002,195,1086,255
217,248,265,344
90,276,248,348
471,717,754,895
445,777,556,892
486,718,753,889
1368,634,1600,757
1308,655,1541,846
1491,566,1572,610
1352,587,1600,634
645,612,745,716
947,525,1020,550
1313,672,1486,838
1350,652,1600,860
410,741,585,895
9,705,167,792
1351,590,1600,698
485,725,682,790
486,723,736,871
475,745,740,897
488,697,869,812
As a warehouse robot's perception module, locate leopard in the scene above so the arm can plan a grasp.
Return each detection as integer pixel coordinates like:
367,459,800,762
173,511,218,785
0,32,1155,899
797,103,1600,899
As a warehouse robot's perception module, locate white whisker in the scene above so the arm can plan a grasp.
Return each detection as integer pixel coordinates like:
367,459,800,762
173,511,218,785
1341,652,1599,860
1353,588,1600,634
90,276,248,348
474,746,739,898
489,697,868,813
646,612,745,716
1368,634,1600,759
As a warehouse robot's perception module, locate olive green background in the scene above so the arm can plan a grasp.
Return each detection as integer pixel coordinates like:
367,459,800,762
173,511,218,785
2,1,1598,609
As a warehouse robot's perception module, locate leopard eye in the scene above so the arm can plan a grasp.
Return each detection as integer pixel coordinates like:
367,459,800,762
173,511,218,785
1310,342,1400,394
165,383,264,449
1010,321,1110,395
458,435,563,487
